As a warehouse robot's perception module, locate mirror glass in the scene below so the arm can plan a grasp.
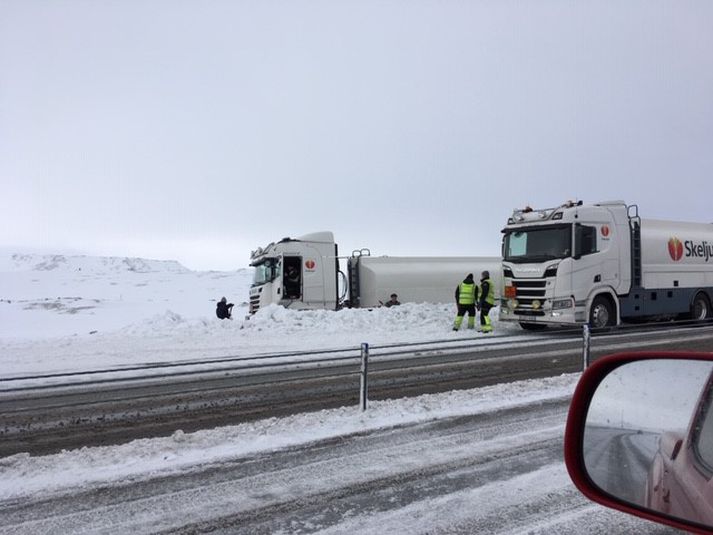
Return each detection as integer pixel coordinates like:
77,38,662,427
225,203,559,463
584,359,713,528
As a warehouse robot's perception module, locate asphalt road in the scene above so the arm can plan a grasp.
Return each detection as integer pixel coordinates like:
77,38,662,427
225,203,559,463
2,323,713,456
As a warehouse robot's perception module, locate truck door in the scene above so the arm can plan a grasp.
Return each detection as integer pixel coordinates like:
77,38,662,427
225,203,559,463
573,222,607,295
283,256,302,300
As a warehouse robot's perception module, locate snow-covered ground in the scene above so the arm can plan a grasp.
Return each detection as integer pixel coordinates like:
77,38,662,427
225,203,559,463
3,253,658,533
0,253,518,377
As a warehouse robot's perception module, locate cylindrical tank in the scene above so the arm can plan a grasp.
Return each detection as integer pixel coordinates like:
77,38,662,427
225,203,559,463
355,256,502,307
640,219,713,289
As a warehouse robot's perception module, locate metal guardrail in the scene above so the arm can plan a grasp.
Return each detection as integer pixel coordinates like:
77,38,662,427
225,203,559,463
582,324,591,370
2,318,713,411
360,343,369,411
0,334,539,393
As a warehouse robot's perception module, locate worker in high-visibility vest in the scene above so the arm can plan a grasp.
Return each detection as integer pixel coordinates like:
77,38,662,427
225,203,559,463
478,270,496,333
453,273,478,330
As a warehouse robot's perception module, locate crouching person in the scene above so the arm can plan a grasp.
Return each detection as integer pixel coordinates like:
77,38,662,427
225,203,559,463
216,297,234,320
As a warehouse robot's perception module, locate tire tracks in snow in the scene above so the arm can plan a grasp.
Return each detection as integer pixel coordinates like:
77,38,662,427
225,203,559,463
0,397,671,534
1,400,567,534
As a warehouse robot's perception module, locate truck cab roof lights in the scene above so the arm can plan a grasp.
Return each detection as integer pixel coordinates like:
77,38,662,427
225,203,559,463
250,242,279,260
351,248,372,258
508,200,586,225
509,206,558,223
250,246,267,259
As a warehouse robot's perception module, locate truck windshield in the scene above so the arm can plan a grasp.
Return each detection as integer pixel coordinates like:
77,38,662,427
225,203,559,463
503,224,572,263
252,258,278,286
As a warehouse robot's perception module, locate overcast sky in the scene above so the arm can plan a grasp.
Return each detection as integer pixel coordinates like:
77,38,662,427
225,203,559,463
2,1,712,270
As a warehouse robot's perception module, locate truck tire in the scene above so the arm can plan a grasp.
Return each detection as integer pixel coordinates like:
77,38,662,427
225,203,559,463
519,322,547,331
691,292,711,321
589,296,615,328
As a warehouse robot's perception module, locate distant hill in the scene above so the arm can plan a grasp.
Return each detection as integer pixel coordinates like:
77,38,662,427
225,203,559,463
0,254,192,274
0,252,253,340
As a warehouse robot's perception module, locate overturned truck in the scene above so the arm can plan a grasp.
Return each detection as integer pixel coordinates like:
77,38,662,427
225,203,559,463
248,232,500,314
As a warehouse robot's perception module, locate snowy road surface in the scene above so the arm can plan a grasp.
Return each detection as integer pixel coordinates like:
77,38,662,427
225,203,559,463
584,426,660,508
0,379,679,534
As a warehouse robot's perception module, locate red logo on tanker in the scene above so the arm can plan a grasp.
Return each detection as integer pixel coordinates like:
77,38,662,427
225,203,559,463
305,259,316,270
668,237,684,261
601,225,610,238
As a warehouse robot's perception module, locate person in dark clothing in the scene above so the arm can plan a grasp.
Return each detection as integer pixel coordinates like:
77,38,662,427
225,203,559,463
478,270,495,332
384,293,401,307
284,265,301,299
216,296,234,319
453,273,478,330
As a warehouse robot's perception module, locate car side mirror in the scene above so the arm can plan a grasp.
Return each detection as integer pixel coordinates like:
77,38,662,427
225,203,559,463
565,352,713,533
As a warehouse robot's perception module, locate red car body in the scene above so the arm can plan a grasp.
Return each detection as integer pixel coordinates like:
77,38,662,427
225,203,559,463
645,371,713,525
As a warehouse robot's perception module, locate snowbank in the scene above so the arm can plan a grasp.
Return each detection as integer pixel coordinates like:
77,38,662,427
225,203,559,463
0,253,517,376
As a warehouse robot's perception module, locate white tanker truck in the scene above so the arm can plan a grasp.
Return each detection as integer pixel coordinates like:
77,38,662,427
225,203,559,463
500,200,713,330
248,232,500,314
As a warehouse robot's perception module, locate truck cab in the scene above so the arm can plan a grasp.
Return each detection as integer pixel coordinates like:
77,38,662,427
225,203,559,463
248,232,340,314
500,201,633,329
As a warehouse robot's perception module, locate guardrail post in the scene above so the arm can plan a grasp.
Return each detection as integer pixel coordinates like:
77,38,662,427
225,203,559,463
582,324,591,370
360,343,369,411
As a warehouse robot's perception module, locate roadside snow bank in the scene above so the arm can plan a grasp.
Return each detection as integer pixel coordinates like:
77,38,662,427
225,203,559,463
2,300,517,377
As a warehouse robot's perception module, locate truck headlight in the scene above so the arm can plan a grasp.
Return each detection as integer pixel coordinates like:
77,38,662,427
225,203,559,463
507,299,519,310
552,298,573,310
544,264,558,278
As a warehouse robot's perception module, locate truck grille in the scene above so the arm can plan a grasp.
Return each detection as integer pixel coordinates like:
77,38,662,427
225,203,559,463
507,278,547,316
512,279,546,296
249,294,260,314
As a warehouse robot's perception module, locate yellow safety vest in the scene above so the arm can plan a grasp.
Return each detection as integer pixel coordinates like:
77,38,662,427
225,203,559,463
458,282,476,305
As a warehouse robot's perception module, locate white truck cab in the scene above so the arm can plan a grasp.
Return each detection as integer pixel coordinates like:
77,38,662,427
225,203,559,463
249,232,340,314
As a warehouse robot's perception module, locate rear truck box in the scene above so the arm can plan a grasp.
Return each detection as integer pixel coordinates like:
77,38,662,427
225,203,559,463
499,201,713,330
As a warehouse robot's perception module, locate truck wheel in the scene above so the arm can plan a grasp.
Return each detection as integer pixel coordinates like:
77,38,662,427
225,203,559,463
519,322,547,331
589,296,614,328
691,292,711,320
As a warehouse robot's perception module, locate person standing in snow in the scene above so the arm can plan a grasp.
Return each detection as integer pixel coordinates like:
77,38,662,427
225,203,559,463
453,273,478,330
478,270,495,333
216,297,234,320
